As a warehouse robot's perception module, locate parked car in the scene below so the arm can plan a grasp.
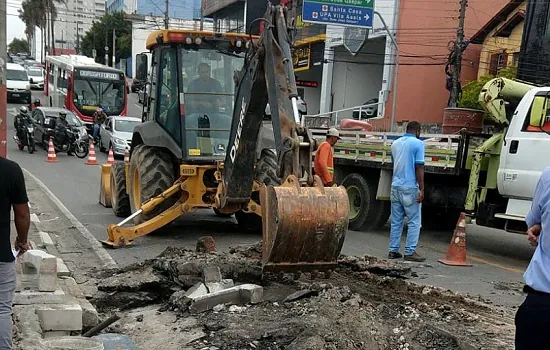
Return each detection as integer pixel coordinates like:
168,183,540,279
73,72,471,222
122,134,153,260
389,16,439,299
352,98,379,120
131,78,146,93
264,95,307,120
27,67,45,90
6,63,31,103
32,107,89,150
99,116,141,156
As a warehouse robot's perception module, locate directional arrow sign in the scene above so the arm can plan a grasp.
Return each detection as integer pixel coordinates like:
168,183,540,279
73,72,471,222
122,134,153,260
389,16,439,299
302,1,374,28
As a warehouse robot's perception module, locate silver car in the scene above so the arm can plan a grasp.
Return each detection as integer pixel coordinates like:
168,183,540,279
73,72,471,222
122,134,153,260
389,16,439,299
98,116,141,156
27,67,44,90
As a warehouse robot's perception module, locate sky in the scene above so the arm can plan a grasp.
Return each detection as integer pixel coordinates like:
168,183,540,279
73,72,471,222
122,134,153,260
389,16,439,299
7,0,27,44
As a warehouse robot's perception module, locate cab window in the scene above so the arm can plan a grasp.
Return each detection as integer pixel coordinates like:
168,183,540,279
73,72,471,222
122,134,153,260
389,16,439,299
156,49,180,143
524,95,550,132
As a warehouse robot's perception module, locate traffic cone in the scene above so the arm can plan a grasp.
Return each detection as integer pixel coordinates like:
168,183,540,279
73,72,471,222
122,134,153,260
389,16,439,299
124,147,130,163
107,146,115,164
46,137,58,163
438,212,473,267
86,140,99,165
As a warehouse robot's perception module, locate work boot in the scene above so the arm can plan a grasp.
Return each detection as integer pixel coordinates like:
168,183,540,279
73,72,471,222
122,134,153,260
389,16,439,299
404,252,426,262
388,252,402,259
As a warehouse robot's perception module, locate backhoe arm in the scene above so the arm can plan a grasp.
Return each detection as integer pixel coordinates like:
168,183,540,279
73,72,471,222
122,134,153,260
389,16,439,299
220,4,315,207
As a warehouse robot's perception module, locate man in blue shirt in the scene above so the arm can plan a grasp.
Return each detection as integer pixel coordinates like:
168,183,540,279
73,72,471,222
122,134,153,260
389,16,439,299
515,166,550,349
388,121,426,262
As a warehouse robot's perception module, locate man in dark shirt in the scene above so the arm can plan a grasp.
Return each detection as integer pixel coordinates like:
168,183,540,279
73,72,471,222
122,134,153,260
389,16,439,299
187,63,223,113
0,157,30,350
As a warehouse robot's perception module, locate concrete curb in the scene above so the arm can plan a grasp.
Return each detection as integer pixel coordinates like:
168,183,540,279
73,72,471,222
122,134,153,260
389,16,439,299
22,168,118,270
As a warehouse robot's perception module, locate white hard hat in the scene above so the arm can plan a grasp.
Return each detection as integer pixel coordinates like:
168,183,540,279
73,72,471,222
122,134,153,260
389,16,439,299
327,128,341,139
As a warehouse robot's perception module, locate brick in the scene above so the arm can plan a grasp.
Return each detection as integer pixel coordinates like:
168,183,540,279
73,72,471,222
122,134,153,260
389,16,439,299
203,265,222,283
14,289,66,305
206,279,234,293
239,284,263,304
38,232,55,247
79,299,99,331
57,259,71,277
189,284,264,314
36,304,83,331
185,282,208,298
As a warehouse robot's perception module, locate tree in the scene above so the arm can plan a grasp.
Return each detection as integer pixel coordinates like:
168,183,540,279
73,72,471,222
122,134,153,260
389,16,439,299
80,11,132,66
19,0,66,59
9,38,30,54
458,67,518,110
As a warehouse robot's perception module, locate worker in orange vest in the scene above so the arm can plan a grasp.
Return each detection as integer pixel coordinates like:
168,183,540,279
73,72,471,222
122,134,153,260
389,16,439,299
314,128,341,186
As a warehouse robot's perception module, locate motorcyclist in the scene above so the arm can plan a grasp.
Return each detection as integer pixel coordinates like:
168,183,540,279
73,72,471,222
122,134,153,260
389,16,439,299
14,106,31,136
54,110,72,155
30,99,41,119
92,108,107,143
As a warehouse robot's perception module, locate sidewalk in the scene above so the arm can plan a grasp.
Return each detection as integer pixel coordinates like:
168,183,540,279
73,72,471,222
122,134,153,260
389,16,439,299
11,171,118,349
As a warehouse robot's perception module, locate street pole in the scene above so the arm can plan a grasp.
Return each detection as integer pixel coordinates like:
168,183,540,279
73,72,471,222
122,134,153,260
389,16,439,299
199,4,203,31
104,27,109,65
374,11,399,132
112,28,116,68
0,0,7,157
164,0,169,29
448,0,467,108
76,22,80,54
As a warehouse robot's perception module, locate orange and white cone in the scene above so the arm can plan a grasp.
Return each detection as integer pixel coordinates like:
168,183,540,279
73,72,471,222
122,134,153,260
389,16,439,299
438,212,473,267
46,137,58,163
107,146,115,164
123,147,130,163
86,140,98,165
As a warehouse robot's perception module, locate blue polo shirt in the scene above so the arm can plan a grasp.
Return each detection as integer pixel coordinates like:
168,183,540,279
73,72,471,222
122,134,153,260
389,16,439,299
524,167,550,293
390,133,425,188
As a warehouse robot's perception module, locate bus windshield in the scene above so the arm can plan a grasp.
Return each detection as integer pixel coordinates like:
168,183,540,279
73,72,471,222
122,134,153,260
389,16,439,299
73,78,125,116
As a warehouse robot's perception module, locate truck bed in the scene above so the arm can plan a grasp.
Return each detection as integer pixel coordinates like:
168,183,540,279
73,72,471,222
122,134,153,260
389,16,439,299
309,128,491,176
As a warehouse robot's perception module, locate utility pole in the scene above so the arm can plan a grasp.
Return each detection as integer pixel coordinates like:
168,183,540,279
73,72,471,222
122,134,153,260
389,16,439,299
0,0,7,157
199,4,203,31
104,27,109,65
448,0,468,108
112,28,116,68
164,0,169,29
76,22,80,54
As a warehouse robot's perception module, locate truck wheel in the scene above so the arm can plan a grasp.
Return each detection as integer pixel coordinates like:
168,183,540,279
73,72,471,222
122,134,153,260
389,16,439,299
341,173,383,231
128,144,177,224
110,161,131,217
235,149,281,232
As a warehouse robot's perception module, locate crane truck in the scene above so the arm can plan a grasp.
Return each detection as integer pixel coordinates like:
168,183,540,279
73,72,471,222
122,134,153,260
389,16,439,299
306,77,548,234
98,4,350,276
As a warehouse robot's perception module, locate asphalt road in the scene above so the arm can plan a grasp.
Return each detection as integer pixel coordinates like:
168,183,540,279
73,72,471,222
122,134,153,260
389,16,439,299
6,90,536,308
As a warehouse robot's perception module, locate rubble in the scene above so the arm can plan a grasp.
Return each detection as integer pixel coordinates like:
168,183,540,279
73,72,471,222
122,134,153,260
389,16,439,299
89,242,516,349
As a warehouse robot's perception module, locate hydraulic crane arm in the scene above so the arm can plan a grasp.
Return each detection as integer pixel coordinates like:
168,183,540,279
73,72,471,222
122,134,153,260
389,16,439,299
220,4,316,206
478,77,536,125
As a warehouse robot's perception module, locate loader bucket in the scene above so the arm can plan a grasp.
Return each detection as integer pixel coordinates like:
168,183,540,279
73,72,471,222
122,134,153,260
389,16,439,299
260,175,349,275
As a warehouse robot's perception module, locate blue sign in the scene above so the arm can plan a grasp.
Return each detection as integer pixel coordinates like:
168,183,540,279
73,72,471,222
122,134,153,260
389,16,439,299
302,1,374,28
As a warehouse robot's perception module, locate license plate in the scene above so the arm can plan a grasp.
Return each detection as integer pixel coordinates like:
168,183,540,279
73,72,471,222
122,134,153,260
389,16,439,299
12,94,19,97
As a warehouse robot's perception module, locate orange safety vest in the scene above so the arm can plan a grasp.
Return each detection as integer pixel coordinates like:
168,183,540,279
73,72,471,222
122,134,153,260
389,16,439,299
314,141,334,185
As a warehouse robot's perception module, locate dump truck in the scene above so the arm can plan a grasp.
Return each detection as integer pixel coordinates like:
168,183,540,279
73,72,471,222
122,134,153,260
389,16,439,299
98,4,349,275
305,77,548,233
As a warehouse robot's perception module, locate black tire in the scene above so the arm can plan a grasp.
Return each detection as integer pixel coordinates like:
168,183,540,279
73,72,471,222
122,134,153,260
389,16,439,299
27,137,35,154
235,149,281,232
213,208,233,218
74,141,89,159
341,172,386,231
128,144,177,224
110,161,131,217
99,138,106,152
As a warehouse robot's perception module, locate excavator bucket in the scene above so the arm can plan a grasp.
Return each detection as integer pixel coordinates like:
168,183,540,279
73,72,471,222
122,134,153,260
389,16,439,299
260,175,349,275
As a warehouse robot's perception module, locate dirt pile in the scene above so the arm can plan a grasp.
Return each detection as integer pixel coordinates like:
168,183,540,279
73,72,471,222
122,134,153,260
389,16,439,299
91,242,515,350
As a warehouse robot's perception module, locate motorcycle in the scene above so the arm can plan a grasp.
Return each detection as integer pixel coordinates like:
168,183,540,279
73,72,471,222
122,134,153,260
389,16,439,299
13,116,35,154
54,127,89,159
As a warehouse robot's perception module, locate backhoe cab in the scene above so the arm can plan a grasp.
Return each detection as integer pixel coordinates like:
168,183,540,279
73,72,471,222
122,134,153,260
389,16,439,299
99,4,350,275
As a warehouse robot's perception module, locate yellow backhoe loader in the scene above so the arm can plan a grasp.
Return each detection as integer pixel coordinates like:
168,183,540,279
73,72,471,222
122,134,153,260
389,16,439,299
99,4,350,275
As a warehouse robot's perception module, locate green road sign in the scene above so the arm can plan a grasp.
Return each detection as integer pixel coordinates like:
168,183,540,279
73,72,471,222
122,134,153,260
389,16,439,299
312,0,374,9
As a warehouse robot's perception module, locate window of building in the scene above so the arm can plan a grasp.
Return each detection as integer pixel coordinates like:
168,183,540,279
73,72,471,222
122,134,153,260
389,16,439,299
489,52,508,75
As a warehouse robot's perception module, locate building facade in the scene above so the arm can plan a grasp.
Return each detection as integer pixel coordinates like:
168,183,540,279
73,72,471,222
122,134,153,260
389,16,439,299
470,0,526,78
107,0,201,20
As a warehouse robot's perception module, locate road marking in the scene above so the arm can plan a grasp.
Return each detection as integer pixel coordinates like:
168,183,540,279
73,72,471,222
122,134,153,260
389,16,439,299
8,107,17,116
22,168,118,269
134,104,141,109
30,213,40,223
467,255,525,274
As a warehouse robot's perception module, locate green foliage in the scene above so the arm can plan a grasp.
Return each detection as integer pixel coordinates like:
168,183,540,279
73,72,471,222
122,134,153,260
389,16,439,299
9,38,30,54
80,11,132,66
458,67,518,110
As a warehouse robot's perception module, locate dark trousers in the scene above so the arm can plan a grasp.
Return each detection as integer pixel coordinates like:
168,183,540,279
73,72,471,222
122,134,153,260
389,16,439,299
515,286,550,349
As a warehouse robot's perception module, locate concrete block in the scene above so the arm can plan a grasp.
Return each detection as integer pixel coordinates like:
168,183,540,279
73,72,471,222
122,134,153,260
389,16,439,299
14,289,66,305
43,331,71,339
38,232,55,247
185,282,208,298
59,277,84,298
57,258,71,277
203,265,222,283
36,304,83,331
79,299,99,331
38,273,57,292
206,279,234,293
21,250,58,292
239,284,263,304
189,284,264,314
